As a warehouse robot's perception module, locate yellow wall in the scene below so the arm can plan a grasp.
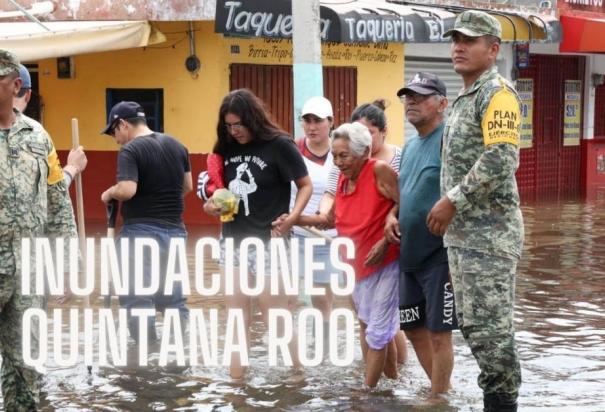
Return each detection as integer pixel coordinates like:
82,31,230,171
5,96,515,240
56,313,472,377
39,21,405,154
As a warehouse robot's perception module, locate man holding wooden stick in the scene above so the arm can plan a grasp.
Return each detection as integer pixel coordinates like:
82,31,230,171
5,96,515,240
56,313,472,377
101,101,193,344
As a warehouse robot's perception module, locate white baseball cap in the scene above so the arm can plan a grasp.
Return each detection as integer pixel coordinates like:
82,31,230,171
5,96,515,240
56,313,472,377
301,96,333,119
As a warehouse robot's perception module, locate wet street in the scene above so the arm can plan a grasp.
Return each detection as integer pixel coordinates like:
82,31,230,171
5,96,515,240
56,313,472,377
4,197,605,411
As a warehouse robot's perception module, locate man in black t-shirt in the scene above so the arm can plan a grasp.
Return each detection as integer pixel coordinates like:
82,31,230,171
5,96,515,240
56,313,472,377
101,101,193,343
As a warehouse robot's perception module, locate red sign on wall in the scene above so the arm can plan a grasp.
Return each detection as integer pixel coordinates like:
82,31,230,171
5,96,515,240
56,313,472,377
560,0,605,14
598,152,605,175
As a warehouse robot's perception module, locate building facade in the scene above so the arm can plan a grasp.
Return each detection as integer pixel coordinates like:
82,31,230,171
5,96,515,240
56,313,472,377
2,0,562,225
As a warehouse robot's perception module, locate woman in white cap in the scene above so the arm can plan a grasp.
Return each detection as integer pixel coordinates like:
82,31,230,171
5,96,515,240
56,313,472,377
287,96,338,347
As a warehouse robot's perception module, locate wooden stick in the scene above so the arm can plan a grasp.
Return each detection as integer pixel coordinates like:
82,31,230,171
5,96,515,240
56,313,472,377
104,200,118,308
71,118,89,307
299,225,334,242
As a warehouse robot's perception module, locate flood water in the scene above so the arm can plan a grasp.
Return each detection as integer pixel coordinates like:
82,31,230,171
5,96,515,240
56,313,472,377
4,197,605,411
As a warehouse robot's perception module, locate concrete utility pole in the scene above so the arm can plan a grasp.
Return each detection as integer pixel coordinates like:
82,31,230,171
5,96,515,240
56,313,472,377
292,0,324,138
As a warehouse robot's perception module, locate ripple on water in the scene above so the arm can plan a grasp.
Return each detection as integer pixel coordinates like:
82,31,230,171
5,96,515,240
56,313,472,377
25,199,605,411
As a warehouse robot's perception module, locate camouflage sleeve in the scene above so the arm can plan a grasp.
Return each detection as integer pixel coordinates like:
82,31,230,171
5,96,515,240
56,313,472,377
44,133,78,239
446,86,521,212
63,170,74,188
47,179,78,238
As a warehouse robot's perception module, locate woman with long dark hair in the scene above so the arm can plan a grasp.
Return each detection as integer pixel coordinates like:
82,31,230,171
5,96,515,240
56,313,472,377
203,89,312,379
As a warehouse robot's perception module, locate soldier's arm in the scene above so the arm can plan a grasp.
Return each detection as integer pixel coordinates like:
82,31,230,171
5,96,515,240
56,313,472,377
446,86,520,212
45,135,77,238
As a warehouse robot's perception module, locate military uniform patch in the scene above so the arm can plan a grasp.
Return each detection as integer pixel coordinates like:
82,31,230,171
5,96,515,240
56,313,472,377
481,88,520,146
46,146,64,185
27,142,46,156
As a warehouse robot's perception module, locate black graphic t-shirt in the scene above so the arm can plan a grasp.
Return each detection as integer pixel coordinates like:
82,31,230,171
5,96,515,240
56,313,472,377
221,135,308,243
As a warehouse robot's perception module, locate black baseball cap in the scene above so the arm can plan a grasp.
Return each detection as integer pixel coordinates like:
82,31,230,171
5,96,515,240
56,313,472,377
397,72,447,97
101,101,146,135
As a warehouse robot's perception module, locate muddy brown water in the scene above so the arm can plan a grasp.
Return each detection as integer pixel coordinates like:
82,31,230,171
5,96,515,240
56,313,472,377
2,198,604,411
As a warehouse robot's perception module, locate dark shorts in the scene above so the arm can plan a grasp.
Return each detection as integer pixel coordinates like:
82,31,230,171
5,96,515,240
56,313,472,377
399,261,458,332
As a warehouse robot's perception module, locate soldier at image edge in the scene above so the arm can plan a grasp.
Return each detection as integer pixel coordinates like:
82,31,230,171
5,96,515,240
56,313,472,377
426,10,524,412
0,49,77,411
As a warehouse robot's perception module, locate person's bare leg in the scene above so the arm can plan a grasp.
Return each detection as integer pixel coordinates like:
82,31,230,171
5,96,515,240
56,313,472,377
258,287,302,370
365,346,387,387
404,326,433,379
311,285,334,317
311,286,333,354
287,293,298,312
382,339,398,379
359,321,369,362
429,330,454,394
223,269,252,380
394,330,408,364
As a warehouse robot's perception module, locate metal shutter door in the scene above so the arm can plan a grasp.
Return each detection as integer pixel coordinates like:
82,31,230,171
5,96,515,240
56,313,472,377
230,63,357,136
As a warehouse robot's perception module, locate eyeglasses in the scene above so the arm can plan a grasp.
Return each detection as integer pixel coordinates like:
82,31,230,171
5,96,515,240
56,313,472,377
225,121,244,131
399,93,439,103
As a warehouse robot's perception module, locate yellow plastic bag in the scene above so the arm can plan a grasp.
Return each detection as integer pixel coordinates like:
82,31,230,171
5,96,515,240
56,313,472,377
210,188,239,222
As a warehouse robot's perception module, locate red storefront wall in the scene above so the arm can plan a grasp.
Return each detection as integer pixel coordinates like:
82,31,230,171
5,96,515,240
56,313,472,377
58,150,215,228
516,54,585,200
583,83,605,199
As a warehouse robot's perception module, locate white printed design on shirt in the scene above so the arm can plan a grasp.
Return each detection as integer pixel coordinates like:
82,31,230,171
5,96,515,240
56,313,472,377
228,162,257,216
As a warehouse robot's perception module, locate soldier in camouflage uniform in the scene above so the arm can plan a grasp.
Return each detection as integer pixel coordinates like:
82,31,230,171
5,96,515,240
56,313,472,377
426,11,523,412
0,50,77,411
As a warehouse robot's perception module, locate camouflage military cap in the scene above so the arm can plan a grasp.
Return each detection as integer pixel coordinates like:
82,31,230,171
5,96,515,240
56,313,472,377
444,10,502,39
0,50,20,76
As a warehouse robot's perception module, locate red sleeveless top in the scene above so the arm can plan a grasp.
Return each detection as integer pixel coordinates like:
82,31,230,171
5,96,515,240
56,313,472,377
335,158,399,280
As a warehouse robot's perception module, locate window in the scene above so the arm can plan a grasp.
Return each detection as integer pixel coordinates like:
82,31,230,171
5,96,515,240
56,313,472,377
106,88,164,132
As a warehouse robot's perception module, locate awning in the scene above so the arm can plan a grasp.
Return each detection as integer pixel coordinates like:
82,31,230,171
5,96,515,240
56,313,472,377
0,20,166,62
492,11,561,43
214,0,560,43
560,14,605,52
216,0,456,43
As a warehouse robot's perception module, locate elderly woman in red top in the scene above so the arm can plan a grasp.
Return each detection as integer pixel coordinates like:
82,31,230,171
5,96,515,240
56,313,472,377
300,122,400,388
